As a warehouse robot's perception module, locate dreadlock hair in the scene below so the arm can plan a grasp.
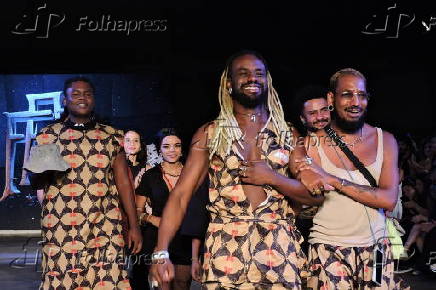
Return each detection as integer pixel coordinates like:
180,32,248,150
208,50,289,159
329,68,367,92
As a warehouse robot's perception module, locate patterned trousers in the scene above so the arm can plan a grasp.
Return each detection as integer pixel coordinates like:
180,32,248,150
306,239,410,289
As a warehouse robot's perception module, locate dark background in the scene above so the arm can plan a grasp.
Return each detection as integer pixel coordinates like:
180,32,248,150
0,0,435,229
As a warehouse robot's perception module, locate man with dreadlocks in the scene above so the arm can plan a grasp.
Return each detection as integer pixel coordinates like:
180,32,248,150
149,51,328,289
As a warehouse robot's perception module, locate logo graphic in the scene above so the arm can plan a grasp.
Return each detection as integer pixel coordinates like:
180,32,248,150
362,3,415,38
422,17,436,32
11,3,65,39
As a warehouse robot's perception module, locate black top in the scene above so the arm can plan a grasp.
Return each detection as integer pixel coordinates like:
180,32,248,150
135,165,209,264
127,161,146,181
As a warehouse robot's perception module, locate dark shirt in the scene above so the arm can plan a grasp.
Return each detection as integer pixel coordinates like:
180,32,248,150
135,165,209,264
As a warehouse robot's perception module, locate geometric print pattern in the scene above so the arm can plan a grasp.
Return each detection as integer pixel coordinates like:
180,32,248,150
203,121,307,289
307,239,410,290
36,121,131,290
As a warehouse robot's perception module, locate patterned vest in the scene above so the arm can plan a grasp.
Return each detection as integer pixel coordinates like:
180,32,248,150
201,120,307,287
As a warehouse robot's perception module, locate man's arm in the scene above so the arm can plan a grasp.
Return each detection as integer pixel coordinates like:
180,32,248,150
151,125,209,285
287,127,327,205
155,125,209,252
241,127,326,205
319,131,399,211
113,152,142,254
271,177,325,206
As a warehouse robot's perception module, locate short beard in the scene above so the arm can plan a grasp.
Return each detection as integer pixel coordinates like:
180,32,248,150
332,109,366,134
307,126,321,133
306,119,330,133
231,88,267,109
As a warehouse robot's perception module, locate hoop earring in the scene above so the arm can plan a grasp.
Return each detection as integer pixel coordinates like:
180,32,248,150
328,105,334,111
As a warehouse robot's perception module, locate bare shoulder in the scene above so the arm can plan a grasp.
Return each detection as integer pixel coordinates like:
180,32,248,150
381,129,398,150
190,121,216,149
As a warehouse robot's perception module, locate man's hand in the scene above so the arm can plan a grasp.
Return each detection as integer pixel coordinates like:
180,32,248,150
239,160,276,185
150,258,174,287
128,226,142,254
294,159,334,195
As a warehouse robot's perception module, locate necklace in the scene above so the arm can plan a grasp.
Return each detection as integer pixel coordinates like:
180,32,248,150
163,171,180,177
160,164,182,190
341,128,363,148
160,162,182,177
234,111,262,122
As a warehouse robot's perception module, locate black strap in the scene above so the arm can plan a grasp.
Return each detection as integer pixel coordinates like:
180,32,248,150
324,125,378,187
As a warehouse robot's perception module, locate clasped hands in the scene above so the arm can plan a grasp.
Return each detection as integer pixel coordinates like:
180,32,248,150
294,158,335,196
237,158,336,196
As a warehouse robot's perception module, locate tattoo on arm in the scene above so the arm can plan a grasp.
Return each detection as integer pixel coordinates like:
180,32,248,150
342,179,377,194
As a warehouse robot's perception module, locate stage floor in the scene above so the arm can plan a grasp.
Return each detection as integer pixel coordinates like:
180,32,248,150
0,237,433,289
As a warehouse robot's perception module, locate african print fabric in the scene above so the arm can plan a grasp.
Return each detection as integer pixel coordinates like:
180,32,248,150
36,121,130,289
307,240,410,289
202,121,307,289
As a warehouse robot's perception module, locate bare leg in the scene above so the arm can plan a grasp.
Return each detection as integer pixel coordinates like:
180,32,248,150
171,264,191,290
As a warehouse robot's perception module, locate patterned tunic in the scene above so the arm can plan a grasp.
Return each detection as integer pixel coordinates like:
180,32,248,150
202,121,307,289
36,121,130,290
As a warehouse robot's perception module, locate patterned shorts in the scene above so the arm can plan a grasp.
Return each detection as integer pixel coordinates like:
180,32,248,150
306,240,410,289
202,282,290,289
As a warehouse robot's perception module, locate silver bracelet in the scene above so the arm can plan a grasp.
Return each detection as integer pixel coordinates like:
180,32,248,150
338,178,346,191
304,156,313,165
151,250,169,261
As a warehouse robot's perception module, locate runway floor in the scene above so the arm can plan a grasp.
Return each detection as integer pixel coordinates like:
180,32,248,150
0,236,433,289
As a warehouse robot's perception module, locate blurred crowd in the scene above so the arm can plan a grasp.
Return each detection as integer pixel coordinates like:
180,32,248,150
395,134,436,275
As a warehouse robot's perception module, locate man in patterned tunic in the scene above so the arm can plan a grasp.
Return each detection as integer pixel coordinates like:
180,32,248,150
33,77,142,289
150,51,329,289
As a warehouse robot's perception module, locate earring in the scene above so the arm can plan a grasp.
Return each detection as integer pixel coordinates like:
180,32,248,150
328,105,334,111
228,88,232,95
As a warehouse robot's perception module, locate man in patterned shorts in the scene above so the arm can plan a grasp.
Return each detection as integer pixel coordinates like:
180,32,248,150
296,68,409,289
149,51,329,289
